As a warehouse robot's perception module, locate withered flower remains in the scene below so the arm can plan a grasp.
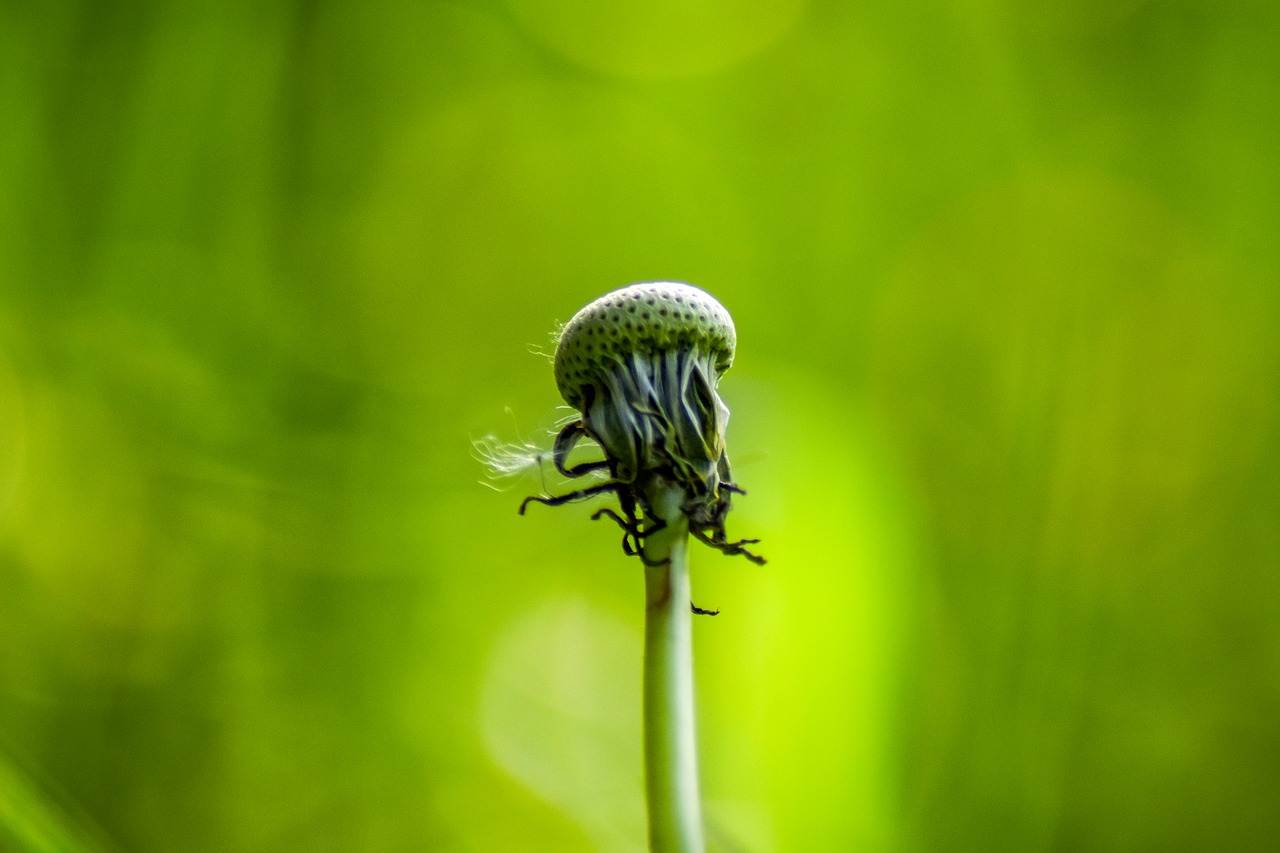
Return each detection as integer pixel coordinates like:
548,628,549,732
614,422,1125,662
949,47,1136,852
520,282,763,566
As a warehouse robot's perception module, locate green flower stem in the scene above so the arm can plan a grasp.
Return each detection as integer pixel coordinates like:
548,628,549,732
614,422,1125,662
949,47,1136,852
642,483,706,853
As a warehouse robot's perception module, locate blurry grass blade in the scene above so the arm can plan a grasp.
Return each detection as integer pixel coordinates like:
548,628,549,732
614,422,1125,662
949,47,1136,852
0,752,111,853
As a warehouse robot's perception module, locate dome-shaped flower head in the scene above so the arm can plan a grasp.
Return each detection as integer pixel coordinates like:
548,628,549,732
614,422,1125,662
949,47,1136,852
521,282,763,565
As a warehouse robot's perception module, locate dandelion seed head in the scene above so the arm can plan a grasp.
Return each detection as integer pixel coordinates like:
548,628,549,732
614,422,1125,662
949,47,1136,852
483,281,763,564
552,282,735,410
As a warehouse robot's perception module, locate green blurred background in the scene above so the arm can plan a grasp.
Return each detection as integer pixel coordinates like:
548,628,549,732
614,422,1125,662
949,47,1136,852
2,1,1278,851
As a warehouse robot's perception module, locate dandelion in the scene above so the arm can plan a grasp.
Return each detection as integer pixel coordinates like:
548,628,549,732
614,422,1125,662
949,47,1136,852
503,281,763,853
520,281,764,567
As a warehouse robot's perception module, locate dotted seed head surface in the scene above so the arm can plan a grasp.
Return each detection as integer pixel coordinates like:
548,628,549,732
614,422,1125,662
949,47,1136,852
553,282,737,409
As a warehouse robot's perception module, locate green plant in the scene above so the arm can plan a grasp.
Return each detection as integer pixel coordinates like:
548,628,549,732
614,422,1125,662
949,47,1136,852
515,281,764,852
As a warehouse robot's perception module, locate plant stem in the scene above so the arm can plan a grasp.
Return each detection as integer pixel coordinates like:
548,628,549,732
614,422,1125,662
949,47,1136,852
642,484,705,853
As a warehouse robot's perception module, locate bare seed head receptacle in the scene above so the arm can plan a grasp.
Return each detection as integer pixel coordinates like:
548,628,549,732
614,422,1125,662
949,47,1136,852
521,281,764,567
